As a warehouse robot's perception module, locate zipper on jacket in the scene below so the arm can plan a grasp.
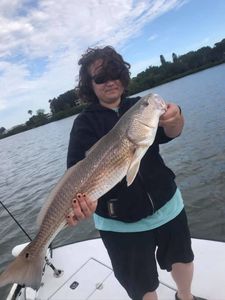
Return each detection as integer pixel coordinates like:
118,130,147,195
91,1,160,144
138,171,155,214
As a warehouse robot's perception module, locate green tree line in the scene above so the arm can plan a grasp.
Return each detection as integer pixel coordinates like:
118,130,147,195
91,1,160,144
0,90,86,139
1,38,225,139
128,38,225,95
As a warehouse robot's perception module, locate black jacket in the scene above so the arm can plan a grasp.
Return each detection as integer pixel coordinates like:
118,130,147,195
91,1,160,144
67,97,177,222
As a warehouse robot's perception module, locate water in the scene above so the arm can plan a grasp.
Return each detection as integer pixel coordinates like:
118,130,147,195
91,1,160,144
0,64,225,298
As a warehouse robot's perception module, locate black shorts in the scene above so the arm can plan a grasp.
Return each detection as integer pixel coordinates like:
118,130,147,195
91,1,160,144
99,209,194,300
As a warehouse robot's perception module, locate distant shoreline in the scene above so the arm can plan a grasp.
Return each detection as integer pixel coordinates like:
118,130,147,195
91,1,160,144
1,61,224,141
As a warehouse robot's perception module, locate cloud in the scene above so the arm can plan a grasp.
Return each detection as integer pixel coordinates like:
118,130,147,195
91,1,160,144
0,0,186,128
148,34,158,42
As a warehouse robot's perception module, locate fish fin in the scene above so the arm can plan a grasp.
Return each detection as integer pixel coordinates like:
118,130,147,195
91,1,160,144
0,242,46,290
126,146,148,186
126,160,140,186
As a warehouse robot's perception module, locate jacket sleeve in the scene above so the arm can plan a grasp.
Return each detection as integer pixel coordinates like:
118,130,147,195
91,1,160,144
67,114,98,169
154,126,174,144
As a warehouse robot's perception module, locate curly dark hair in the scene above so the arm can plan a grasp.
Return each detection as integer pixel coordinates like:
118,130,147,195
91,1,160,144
76,46,131,103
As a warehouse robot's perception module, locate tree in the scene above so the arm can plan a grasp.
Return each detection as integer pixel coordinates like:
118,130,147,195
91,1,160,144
26,109,48,128
49,89,79,114
210,39,225,62
0,127,6,135
28,110,33,116
36,109,45,115
160,54,167,65
172,53,178,63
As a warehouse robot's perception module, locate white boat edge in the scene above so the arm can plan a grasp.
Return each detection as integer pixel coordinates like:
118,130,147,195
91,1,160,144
5,237,225,300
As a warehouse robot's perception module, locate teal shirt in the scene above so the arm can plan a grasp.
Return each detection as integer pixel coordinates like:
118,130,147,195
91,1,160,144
93,188,184,232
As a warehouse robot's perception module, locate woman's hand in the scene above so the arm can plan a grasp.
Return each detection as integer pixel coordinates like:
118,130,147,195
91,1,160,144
159,103,184,138
67,193,97,226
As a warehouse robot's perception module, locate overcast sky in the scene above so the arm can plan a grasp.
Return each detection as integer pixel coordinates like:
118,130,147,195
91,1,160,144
0,0,225,129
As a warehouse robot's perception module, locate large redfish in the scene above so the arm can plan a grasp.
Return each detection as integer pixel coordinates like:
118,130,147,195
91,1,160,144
0,93,167,290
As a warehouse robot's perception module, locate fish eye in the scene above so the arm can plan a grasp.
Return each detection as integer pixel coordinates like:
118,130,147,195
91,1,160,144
142,100,149,107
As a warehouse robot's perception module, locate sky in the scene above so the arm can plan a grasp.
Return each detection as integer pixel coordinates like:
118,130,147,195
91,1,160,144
0,0,225,130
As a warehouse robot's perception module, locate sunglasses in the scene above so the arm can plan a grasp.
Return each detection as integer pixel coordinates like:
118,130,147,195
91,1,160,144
91,68,123,84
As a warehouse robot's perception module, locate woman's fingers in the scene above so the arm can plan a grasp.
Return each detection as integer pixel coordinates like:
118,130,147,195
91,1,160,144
67,193,97,226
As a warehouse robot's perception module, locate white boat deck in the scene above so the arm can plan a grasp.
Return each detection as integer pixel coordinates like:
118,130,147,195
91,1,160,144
7,238,225,300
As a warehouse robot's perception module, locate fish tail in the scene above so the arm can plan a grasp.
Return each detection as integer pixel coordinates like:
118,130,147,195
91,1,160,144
0,242,46,291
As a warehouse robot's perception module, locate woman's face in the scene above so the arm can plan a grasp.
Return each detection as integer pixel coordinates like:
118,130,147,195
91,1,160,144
89,59,125,109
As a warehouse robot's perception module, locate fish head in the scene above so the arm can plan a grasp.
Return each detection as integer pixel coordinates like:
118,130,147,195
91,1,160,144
137,93,166,126
126,93,167,146
125,93,167,186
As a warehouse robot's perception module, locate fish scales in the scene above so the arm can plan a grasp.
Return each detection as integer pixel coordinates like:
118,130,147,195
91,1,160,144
0,93,167,290
30,138,133,255
84,139,134,197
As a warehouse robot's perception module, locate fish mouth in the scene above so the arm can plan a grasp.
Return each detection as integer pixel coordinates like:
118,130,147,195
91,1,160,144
138,120,155,129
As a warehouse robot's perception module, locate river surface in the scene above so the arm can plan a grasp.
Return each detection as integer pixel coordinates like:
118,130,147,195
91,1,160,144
0,64,225,298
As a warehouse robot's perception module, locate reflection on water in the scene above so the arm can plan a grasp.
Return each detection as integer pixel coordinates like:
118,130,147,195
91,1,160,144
0,64,225,298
